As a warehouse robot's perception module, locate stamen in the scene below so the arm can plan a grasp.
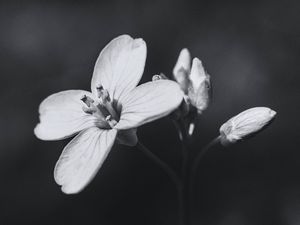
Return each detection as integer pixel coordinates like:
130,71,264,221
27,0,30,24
96,85,104,98
81,95,94,107
82,106,96,114
81,88,120,129
81,94,105,119
97,88,118,120
100,89,111,103
188,123,195,136
152,73,168,81
105,115,118,128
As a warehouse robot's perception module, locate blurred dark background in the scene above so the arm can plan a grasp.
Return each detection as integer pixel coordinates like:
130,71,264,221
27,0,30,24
0,0,299,224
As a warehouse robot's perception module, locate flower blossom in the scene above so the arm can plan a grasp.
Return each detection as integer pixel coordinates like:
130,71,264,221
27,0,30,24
219,107,276,146
34,35,183,194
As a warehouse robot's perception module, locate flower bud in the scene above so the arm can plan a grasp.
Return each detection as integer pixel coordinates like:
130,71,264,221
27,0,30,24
170,49,212,136
188,58,211,114
173,48,191,78
219,107,276,146
152,73,168,81
173,48,191,93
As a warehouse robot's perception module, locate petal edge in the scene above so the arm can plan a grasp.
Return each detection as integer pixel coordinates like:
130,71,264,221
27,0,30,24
116,80,184,130
34,90,96,141
54,127,117,194
91,35,147,103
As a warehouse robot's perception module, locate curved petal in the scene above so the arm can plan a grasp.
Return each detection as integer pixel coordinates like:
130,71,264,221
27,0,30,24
34,90,97,140
115,80,184,130
54,127,117,194
91,35,147,103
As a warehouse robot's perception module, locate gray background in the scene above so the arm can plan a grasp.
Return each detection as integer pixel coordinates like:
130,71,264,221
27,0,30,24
0,0,299,224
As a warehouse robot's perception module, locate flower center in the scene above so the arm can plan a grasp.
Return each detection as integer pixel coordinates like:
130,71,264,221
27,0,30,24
81,86,119,129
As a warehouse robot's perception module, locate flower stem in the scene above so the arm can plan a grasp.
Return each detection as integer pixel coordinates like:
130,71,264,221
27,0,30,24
189,136,221,217
175,119,191,225
136,141,184,224
136,141,181,186
191,136,221,179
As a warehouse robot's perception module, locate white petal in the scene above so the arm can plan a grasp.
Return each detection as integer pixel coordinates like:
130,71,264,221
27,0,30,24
91,34,147,103
115,80,183,130
190,58,207,90
34,90,97,140
54,127,117,194
173,48,191,77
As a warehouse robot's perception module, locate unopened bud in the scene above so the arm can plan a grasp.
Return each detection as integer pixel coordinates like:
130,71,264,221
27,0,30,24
152,73,168,81
188,58,211,114
173,48,191,77
173,49,191,93
219,107,276,146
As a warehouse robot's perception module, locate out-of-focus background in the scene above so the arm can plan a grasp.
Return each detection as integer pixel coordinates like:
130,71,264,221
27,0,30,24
0,0,299,224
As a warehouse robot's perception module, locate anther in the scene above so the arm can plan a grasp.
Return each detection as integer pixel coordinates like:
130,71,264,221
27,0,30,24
96,85,104,98
152,75,161,81
81,95,94,107
82,106,96,114
105,115,118,128
96,85,103,90
152,73,168,81
100,89,111,103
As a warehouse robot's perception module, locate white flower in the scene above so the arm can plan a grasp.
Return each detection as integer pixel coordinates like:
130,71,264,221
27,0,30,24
173,48,211,114
34,35,183,194
219,107,277,146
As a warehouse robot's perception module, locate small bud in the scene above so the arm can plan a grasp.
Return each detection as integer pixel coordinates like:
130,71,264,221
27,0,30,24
188,58,211,114
173,49,191,93
152,73,168,81
189,58,207,90
173,48,191,77
219,107,276,146
171,49,212,134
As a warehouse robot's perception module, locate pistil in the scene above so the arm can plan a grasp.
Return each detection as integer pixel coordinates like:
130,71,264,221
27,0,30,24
105,115,118,128
81,95,105,119
96,86,119,121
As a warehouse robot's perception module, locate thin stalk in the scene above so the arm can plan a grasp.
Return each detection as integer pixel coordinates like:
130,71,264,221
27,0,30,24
189,136,221,217
191,136,221,178
175,119,191,225
136,141,184,225
136,141,180,187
